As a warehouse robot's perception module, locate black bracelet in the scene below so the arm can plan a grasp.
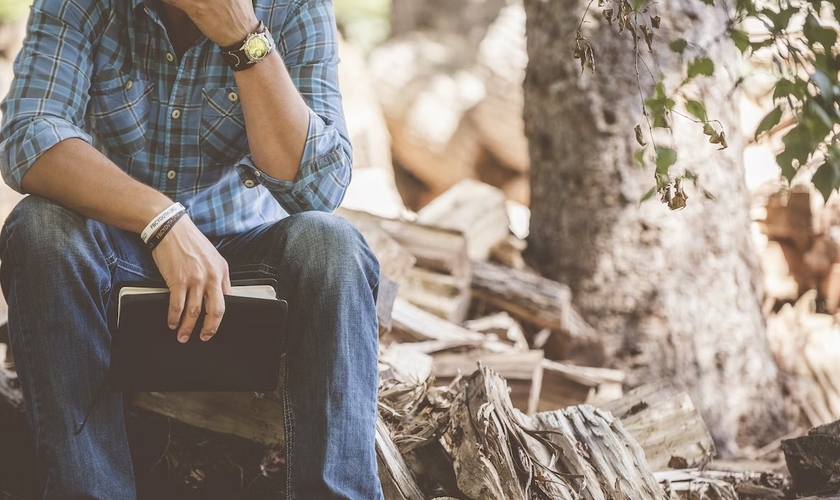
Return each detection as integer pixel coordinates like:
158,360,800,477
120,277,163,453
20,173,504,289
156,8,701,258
147,210,186,251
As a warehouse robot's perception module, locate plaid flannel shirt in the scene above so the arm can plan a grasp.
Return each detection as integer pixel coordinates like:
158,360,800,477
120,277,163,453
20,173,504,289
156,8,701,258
0,0,352,237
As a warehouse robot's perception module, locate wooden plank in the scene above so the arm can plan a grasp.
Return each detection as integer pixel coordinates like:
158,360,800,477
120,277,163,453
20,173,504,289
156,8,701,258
133,391,284,446
390,297,511,352
600,382,715,471
431,349,543,414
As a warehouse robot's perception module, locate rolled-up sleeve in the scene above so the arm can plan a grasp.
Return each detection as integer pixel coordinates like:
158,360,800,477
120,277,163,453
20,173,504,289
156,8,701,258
0,2,97,193
237,0,353,214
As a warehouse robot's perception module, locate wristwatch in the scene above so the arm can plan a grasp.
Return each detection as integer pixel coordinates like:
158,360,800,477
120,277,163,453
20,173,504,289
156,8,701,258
220,21,276,71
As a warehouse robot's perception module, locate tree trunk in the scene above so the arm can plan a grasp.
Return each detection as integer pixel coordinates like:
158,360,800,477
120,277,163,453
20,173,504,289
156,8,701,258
522,0,786,452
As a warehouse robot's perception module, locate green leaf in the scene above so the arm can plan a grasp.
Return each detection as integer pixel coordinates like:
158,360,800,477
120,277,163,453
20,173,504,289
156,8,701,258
655,146,677,176
776,125,814,181
754,106,782,140
761,7,797,35
803,98,833,140
811,159,840,201
804,13,837,52
730,29,750,54
812,70,836,103
685,99,708,122
634,148,647,169
699,0,714,5
687,57,715,79
668,39,688,55
774,78,808,101
639,186,657,204
736,0,757,15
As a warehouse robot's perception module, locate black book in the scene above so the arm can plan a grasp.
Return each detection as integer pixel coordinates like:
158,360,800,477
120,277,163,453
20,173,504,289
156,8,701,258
110,279,288,392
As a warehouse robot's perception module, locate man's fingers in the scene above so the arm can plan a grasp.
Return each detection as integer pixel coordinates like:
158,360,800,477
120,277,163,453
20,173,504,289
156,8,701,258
177,287,204,343
200,287,225,341
168,286,186,331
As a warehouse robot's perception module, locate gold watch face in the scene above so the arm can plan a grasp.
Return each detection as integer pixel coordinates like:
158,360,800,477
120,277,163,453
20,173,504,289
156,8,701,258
246,36,270,60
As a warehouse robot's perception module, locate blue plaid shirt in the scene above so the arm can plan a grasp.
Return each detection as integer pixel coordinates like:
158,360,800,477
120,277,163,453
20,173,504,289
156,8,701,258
0,0,352,237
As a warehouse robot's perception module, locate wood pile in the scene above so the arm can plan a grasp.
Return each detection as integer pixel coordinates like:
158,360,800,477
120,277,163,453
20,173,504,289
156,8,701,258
0,179,797,498
368,2,529,208
758,184,840,429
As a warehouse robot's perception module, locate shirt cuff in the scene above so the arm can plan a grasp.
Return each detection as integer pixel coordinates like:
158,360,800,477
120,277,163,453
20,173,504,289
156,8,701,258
234,108,351,213
0,118,93,193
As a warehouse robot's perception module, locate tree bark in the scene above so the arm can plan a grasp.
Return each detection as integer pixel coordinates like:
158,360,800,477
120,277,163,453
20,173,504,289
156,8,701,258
522,0,786,451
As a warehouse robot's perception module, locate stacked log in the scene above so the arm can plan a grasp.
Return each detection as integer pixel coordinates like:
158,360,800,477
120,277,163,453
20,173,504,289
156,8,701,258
368,2,530,208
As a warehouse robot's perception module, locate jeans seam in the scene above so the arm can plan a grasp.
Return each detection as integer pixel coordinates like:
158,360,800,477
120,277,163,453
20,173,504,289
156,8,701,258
6,244,47,486
283,357,294,500
113,259,158,280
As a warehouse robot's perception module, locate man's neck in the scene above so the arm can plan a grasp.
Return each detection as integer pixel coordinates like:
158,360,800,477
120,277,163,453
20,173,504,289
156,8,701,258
157,2,202,57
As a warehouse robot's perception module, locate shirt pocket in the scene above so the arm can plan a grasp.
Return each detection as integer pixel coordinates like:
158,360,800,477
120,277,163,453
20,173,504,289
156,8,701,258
88,65,153,158
200,87,249,165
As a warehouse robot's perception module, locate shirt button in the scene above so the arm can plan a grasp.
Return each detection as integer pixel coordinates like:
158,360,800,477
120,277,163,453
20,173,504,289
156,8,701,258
254,170,261,177
124,80,133,90
167,170,176,180
228,92,239,102
166,52,175,63
244,179,256,188
171,109,181,119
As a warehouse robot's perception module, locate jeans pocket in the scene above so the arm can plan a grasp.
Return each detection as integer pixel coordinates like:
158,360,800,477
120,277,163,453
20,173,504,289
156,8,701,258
200,87,249,166
89,65,153,158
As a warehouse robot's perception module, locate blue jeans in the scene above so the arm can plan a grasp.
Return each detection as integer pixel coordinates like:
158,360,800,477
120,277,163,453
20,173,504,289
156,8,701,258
0,195,383,500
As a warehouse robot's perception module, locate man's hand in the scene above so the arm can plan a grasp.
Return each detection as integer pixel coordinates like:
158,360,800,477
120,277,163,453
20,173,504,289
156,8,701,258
152,217,232,343
160,0,259,47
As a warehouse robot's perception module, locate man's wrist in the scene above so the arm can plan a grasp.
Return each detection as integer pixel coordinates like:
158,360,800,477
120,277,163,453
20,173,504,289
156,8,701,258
213,19,261,48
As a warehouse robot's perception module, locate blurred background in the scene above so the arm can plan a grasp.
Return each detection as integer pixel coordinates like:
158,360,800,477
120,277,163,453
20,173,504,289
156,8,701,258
1,0,840,498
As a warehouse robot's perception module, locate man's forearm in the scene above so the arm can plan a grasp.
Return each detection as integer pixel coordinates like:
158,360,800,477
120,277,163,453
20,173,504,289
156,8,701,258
20,139,174,234
234,50,310,182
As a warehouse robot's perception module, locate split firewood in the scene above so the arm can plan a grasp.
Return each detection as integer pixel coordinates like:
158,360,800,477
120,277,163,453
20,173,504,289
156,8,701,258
0,342,22,411
767,292,840,427
376,417,426,500
489,234,528,270
431,349,543,414
539,360,625,412
367,32,486,198
446,367,577,500
463,312,529,351
416,179,510,261
600,381,716,471
398,267,471,324
338,208,471,279
389,298,511,352
761,186,819,253
350,219,417,333
782,419,840,496
446,367,666,500
654,470,739,500
472,3,529,176
336,36,405,220
470,260,605,365
529,405,667,500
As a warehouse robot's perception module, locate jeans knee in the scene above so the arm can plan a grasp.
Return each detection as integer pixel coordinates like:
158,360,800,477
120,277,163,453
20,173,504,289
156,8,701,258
286,212,380,289
1,196,102,263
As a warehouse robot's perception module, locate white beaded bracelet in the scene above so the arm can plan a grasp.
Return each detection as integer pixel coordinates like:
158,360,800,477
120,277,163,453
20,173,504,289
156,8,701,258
140,202,186,244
